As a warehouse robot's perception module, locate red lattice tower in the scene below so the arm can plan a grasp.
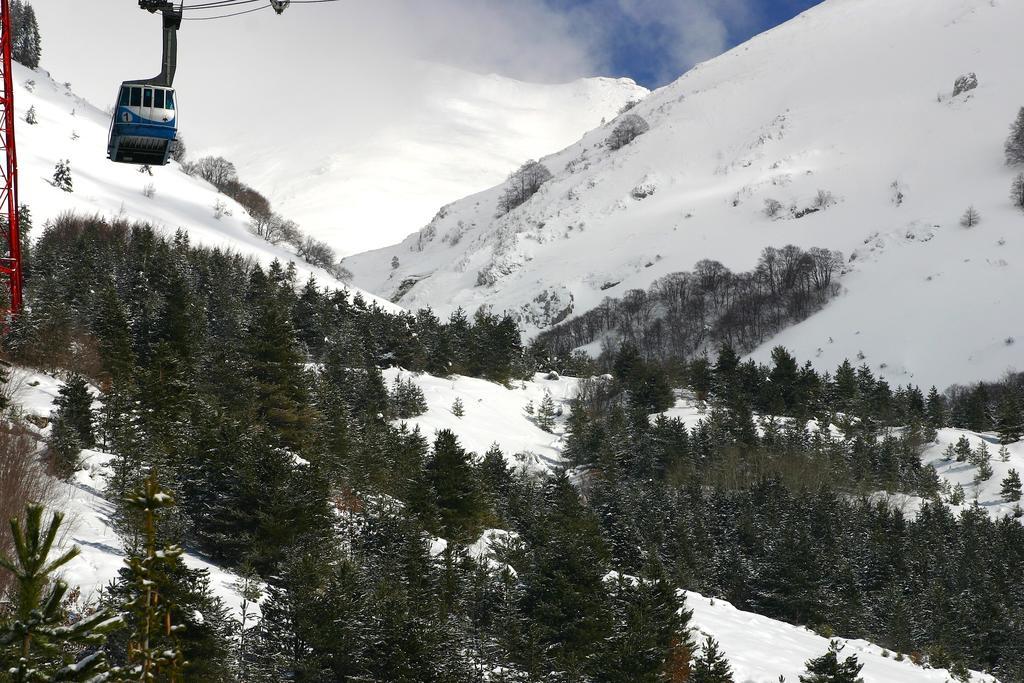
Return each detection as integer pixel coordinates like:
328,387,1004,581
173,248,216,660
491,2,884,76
0,0,22,316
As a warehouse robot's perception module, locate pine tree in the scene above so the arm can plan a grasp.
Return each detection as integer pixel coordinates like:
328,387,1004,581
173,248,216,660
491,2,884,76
390,375,427,419
949,482,966,505
0,505,121,681
925,386,946,428
451,396,465,417
691,635,735,683
52,375,95,448
1007,107,1024,165
954,435,972,462
230,564,262,680
52,160,72,192
536,390,556,432
996,391,1022,444
975,459,994,485
969,440,990,468
599,569,694,682
46,415,82,477
799,641,864,683
24,105,36,125
1001,469,1023,503
426,429,486,542
11,0,42,69
245,267,314,450
120,472,186,680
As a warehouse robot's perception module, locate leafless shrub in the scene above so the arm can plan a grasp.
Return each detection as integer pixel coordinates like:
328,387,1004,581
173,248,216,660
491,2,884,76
960,205,981,228
607,114,650,151
496,161,552,216
0,422,56,604
813,189,837,209
763,198,784,218
1011,173,1024,209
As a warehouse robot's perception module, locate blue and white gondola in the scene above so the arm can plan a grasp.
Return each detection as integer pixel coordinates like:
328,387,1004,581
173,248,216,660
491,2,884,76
108,1,182,166
107,83,178,165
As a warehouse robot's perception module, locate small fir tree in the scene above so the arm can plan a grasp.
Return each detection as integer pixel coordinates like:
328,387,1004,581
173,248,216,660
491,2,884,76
0,505,121,681
691,635,735,683
949,483,966,505
52,374,95,448
52,160,73,192
799,641,864,683
1001,469,1023,503
24,105,36,125
536,390,556,432
954,435,972,462
975,459,994,485
121,472,186,680
969,441,990,467
451,396,465,418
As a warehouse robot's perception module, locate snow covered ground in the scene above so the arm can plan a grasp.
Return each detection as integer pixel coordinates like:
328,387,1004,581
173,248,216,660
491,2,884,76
686,591,995,683
383,368,578,470
13,62,397,313
344,0,1024,389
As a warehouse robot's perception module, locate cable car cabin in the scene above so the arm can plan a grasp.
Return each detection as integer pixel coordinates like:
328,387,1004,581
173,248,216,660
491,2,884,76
107,83,178,165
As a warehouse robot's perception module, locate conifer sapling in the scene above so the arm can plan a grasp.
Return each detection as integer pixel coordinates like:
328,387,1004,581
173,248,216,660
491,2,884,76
1000,469,1022,503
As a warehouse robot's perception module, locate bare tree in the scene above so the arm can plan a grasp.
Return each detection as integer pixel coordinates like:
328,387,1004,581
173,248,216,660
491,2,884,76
296,236,337,271
0,422,56,601
960,205,981,228
813,189,837,209
496,161,553,216
607,113,650,151
763,198,783,218
1007,107,1024,165
1011,173,1024,209
170,136,187,164
194,155,238,190
249,212,300,245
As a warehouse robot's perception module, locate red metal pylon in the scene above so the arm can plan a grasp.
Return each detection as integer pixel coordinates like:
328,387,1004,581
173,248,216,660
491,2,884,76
0,0,22,317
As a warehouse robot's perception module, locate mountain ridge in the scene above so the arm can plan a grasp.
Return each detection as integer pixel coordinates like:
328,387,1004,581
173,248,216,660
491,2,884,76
343,0,1024,389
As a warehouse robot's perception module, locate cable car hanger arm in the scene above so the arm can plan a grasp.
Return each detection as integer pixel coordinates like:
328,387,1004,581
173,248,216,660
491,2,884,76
130,1,182,88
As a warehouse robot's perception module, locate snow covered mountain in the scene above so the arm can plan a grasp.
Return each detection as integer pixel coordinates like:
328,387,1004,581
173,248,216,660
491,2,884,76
213,63,648,256
12,62,397,311
344,0,1024,390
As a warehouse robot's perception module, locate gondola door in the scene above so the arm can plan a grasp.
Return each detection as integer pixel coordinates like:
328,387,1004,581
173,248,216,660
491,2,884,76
141,86,154,124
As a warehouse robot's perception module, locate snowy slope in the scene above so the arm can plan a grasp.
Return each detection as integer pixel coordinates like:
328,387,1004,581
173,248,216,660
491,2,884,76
685,591,995,683
217,63,648,257
383,368,579,470
13,63,397,312
344,0,1024,389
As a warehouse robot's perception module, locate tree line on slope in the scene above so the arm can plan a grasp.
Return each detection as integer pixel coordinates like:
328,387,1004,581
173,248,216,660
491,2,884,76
534,244,844,365
2,212,1023,680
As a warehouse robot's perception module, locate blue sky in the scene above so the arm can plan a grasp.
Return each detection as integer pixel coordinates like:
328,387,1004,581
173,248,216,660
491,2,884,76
548,0,826,87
